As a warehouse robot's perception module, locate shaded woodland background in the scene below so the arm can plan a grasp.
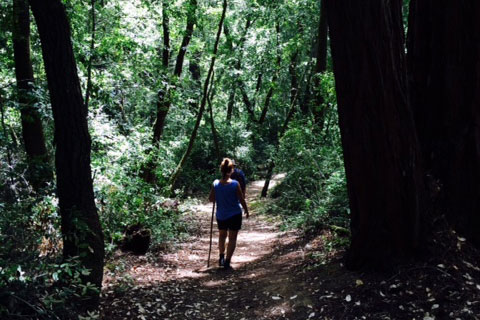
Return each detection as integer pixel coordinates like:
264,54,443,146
1,0,480,318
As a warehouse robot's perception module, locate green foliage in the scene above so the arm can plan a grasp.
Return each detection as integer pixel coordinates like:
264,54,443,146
268,72,349,234
2,0,349,316
270,121,349,233
0,255,99,319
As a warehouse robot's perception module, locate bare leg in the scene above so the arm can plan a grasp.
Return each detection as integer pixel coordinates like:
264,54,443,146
218,230,227,255
226,230,238,260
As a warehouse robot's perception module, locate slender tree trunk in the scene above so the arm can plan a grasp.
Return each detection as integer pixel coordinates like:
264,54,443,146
29,0,104,309
407,0,480,245
260,72,302,198
225,17,252,123
258,74,276,124
259,23,281,124
84,0,95,109
169,0,227,194
13,0,51,188
224,23,235,123
188,55,201,113
207,72,221,163
174,0,196,77
239,80,256,121
152,0,197,143
288,51,299,107
141,1,175,183
326,0,424,270
311,0,328,125
0,92,15,194
162,0,170,68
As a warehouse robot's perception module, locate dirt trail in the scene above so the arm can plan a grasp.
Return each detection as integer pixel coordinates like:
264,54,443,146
101,175,480,320
101,174,328,320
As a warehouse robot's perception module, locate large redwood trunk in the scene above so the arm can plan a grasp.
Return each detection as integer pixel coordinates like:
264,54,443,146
407,1,480,245
327,0,424,269
29,0,104,309
12,0,50,187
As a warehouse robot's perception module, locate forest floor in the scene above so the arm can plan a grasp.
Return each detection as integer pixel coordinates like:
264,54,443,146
100,176,480,320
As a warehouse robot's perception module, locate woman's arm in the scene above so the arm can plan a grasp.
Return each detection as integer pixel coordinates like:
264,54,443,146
236,184,249,218
209,187,215,202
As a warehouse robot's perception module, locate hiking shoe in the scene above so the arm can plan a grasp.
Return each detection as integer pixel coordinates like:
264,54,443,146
223,259,232,270
219,254,225,267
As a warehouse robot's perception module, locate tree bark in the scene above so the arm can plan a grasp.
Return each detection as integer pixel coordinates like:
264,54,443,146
288,51,299,108
188,55,201,113
0,92,15,193
162,0,170,68
260,71,302,198
169,0,227,194
225,17,252,123
311,0,328,125
152,0,197,143
407,0,480,245
259,23,281,124
327,0,424,270
174,0,197,77
207,72,221,163
29,0,104,309
239,80,257,122
12,0,50,187
84,0,95,109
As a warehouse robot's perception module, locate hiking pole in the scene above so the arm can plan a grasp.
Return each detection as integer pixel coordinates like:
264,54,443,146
207,202,215,268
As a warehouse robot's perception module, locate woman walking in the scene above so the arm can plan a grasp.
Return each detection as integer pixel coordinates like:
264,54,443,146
209,158,249,269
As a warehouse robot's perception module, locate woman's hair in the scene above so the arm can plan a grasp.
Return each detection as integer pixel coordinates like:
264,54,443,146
220,158,234,178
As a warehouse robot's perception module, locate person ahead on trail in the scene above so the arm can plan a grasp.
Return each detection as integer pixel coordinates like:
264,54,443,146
230,159,247,199
209,158,249,270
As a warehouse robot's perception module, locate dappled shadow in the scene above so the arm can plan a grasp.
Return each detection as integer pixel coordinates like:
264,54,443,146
101,172,480,319
101,174,331,319
101,224,331,320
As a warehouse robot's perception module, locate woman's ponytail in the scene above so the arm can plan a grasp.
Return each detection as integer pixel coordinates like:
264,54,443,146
220,158,234,178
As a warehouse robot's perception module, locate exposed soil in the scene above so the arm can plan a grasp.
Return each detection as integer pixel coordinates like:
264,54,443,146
100,175,480,320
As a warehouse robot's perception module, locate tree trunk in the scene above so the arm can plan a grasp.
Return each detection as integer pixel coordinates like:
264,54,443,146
260,72,302,198
326,0,424,270
311,0,328,125
207,72,221,163
188,55,201,113
12,0,51,188
407,0,480,245
259,23,281,124
0,92,15,195
84,0,95,109
169,0,227,194
162,0,170,68
258,74,276,124
288,51,299,108
152,0,197,143
174,0,196,77
29,0,104,309
239,79,256,121
225,17,252,123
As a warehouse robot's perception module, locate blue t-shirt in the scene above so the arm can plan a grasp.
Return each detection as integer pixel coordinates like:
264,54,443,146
231,168,246,194
213,179,242,221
